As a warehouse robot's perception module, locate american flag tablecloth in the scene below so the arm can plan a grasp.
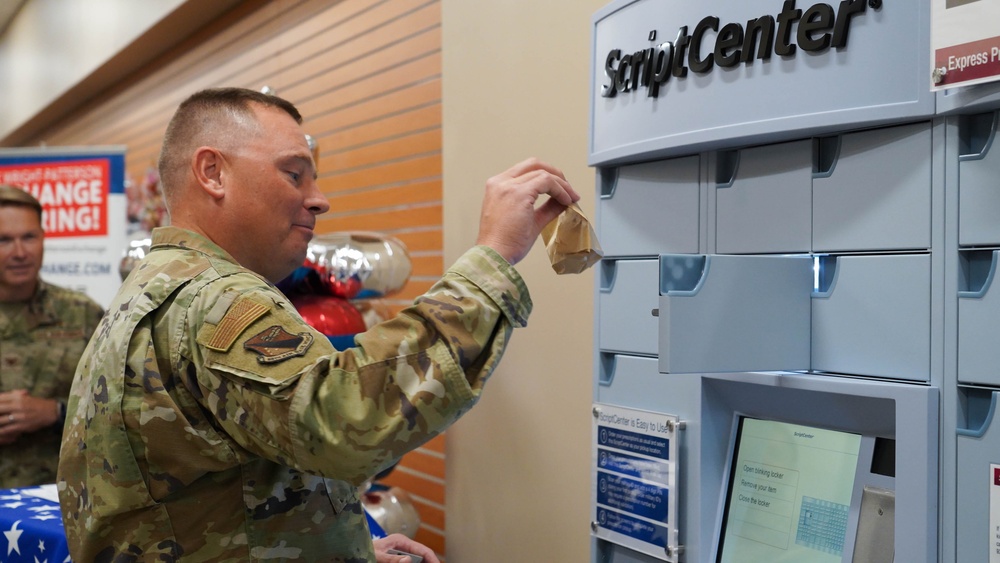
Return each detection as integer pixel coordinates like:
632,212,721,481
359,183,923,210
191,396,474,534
0,485,387,562
0,485,69,563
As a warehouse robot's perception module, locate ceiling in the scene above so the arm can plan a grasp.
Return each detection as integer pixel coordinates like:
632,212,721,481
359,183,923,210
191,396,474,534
0,0,29,39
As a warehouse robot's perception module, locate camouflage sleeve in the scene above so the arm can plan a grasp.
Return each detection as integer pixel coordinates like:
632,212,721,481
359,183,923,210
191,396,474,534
187,245,531,484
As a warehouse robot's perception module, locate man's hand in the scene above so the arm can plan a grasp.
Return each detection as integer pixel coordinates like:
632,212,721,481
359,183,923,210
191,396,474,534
0,389,61,445
373,533,440,563
476,158,581,265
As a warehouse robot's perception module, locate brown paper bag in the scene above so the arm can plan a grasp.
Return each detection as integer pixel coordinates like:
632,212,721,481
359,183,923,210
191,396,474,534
540,203,604,274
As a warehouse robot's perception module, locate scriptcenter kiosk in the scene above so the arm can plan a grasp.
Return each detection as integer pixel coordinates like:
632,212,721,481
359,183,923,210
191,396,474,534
588,2,1000,562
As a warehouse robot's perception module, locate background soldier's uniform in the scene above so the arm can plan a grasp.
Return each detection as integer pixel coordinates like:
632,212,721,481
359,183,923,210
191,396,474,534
0,281,103,488
58,226,532,562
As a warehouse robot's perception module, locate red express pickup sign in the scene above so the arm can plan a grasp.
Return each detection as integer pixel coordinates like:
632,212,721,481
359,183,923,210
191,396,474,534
0,159,110,237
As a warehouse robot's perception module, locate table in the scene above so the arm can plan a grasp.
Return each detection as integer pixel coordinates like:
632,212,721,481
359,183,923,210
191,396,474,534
1,484,387,562
0,484,69,563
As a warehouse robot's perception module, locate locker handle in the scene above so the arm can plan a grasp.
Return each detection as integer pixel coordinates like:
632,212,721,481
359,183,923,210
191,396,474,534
599,260,618,293
812,255,839,298
958,250,998,299
659,255,708,295
958,111,998,161
957,389,997,438
715,150,739,188
812,135,840,179
598,353,617,386
599,167,619,199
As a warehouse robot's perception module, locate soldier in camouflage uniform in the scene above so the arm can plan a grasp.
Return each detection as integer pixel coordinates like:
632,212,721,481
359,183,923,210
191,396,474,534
0,185,104,489
57,88,579,562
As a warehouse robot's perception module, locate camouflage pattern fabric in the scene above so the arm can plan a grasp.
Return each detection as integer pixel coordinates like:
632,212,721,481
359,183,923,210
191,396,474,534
0,281,103,488
58,226,531,562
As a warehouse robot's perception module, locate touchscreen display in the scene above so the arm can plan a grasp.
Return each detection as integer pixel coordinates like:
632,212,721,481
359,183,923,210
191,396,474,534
717,417,861,563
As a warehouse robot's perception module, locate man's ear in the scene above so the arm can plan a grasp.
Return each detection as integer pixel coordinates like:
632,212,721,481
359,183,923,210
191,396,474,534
192,147,226,200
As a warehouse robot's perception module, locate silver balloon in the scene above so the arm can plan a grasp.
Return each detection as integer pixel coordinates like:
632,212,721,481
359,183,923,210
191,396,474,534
304,232,412,299
362,486,422,539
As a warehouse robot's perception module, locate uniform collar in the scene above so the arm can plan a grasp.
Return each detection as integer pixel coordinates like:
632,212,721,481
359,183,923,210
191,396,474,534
150,226,241,265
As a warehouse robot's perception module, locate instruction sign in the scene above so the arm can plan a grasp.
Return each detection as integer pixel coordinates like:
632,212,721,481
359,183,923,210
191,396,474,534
592,404,680,562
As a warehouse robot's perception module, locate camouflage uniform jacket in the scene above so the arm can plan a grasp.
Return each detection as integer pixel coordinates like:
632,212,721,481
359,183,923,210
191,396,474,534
58,226,531,562
0,280,103,488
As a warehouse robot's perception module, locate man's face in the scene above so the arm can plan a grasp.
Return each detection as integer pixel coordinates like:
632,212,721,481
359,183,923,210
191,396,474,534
222,105,330,282
0,205,44,300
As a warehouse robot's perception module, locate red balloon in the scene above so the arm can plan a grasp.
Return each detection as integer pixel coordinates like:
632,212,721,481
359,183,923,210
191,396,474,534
323,270,363,299
291,294,367,336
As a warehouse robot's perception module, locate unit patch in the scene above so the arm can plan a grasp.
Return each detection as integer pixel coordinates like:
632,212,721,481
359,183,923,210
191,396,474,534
244,325,314,363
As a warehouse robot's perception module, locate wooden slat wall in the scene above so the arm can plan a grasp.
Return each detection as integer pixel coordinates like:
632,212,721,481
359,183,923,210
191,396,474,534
22,0,447,556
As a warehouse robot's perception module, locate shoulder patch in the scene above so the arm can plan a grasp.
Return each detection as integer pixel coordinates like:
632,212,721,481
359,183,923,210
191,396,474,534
205,297,270,351
244,325,314,363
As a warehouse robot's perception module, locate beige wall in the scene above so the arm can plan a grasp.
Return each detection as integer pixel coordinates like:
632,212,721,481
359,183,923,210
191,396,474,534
442,0,605,561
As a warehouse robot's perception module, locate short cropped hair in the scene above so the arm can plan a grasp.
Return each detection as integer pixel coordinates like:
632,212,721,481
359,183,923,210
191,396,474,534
0,184,43,221
157,88,303,204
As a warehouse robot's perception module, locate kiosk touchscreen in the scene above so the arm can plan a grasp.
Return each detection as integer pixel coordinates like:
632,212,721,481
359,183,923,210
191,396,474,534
716,417,862,563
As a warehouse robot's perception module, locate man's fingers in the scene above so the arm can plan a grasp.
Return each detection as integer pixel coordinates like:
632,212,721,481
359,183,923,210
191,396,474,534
513,168,579,207
502,158,578,197
535,198,570,231
477,158,581,264
502,157,568,182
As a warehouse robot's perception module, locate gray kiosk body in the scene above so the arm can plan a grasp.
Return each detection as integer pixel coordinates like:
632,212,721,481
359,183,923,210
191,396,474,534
589,1,1000,562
